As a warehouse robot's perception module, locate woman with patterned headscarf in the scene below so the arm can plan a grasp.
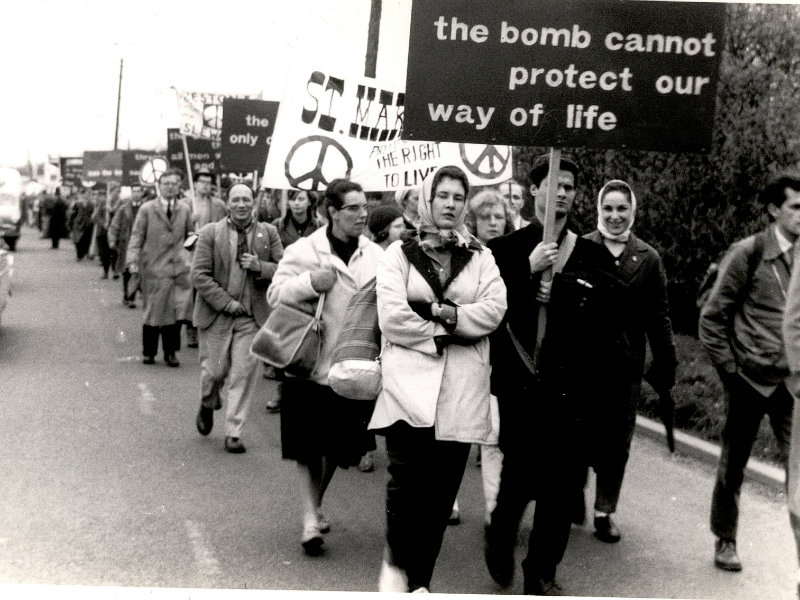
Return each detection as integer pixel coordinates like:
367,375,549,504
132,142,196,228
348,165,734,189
369,165,507,593
579,180,677,544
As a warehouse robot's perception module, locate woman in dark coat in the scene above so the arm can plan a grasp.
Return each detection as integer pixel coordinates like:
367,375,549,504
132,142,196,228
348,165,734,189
579,179,677,542
48,189,68,249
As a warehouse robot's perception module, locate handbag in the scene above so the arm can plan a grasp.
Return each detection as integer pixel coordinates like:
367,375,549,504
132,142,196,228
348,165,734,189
250,293,326,378
328,278,382,400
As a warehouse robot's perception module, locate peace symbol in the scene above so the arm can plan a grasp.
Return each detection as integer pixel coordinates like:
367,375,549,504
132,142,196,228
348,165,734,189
284,136,353,191
459,144,511,180
203,104,223,130
139,157,169,185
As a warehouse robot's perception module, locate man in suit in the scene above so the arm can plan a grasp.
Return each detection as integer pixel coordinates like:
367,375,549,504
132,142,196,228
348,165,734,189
484,154,631,595
191,183,284,453
127,169,193,367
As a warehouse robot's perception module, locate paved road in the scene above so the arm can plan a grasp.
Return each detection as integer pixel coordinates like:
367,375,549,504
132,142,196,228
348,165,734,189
0,229,796,598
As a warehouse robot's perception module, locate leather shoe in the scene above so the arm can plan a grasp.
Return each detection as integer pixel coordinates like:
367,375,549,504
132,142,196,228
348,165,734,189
593,515,621,543
196,407,213,436
165,354,180,368
225,436,246,453
142,355,155,365
301,523,324,556
714,538,742,571
484,524,514,587
524,577,563,596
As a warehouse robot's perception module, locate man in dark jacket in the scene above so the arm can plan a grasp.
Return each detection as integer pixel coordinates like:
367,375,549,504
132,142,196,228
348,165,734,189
700,174,800,572
485,154,631,596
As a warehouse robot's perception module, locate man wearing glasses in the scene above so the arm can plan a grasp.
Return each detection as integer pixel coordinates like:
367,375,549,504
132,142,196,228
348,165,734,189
127,168,193,367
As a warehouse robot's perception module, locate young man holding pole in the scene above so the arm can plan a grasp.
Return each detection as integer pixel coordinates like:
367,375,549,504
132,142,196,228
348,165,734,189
485,153,631,595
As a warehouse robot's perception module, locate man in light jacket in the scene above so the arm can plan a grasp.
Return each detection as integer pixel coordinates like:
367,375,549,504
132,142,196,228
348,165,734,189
126,168,193,367
700,173,800,572
191,183,283,453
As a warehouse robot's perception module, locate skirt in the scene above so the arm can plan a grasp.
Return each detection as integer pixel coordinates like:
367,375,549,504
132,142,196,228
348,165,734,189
280,377,375,468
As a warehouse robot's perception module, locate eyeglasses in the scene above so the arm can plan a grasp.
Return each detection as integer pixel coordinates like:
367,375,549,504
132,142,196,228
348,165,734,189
339,203,369,214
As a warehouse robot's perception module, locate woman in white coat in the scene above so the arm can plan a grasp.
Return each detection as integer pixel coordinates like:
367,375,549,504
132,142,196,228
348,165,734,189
266,179,382,555
369,166,507,592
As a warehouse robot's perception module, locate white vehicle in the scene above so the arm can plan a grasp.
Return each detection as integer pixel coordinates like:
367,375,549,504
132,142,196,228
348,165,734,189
0,167,22,251
0,242,12,327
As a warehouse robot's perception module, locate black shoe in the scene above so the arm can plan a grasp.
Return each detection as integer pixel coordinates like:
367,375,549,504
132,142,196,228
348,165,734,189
714,538,742,571
196,407,213,436
524,577,563,596
224,436,246,454
593,515,621,543
142,355,155,365
484,525,514,587
165,354,180,368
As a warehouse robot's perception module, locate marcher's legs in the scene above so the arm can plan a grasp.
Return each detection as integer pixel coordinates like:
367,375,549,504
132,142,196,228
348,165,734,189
223,317,258,438
594,381,640,515
481,443,504,524
161,323,181,358
384,423,470,591
142,325,159,359
711,375,769,541
199,321,230,411
96,232,111,277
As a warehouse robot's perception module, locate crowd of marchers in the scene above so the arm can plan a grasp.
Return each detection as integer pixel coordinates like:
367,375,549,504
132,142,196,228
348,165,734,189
31,157,800,596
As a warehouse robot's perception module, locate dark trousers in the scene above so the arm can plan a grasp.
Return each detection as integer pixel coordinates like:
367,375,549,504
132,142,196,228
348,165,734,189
142,324,181,358
96,232,111,274
122,270,137,302
74,226,93,260
384,422,470,591
490,452,578,583
711,374,793,540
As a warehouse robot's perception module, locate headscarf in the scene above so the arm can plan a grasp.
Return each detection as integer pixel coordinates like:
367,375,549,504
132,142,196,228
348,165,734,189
596,179,637,243
417,166,472,250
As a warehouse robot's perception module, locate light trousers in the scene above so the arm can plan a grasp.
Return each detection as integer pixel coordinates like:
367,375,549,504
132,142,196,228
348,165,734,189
199,315,259,438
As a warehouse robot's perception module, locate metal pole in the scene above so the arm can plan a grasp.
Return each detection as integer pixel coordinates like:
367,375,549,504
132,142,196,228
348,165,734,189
114,58,123,150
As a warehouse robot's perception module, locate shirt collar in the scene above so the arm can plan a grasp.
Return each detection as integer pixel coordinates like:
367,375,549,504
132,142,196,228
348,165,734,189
773,224,795,255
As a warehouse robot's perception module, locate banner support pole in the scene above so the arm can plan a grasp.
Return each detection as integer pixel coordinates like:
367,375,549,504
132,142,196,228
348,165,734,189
533,147,562,370
181,133,196,200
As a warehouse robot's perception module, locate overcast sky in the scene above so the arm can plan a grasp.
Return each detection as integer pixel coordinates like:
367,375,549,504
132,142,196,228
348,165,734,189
0,0,410,168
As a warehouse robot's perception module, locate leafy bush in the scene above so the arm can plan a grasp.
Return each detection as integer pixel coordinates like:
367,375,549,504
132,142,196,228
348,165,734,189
637,334,784,466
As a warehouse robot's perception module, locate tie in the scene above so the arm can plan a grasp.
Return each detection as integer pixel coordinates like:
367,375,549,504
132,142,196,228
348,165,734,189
166,200,172,220
235,224,249,261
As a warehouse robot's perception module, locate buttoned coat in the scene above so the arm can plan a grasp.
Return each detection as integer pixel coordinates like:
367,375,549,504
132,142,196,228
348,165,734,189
584,230,676,384
191,219,283,330
266,226,382,386
126,198,193,326
367,239,507,443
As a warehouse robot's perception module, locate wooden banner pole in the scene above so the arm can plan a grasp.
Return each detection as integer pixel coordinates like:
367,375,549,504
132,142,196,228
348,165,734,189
533,147,562,369
180,133,196,200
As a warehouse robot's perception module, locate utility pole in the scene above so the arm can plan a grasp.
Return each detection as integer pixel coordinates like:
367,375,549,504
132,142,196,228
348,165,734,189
365,0,382,78
114,58,123,150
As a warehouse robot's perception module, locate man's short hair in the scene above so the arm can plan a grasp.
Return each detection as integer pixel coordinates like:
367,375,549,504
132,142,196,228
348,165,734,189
158,167,184,183
759,173,800,210
528,153,579,187
324,179,363,213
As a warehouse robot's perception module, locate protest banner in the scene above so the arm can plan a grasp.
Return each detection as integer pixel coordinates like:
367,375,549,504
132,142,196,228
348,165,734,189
82,150,123,183
220,98,279,173
59,157,83,189
262,56,513,192
121,150,161,187
167,129,220,176
173,88,262,141
402,0,725,153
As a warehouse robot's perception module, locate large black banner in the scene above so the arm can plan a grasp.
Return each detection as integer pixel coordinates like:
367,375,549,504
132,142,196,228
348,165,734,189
403,0,725,152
